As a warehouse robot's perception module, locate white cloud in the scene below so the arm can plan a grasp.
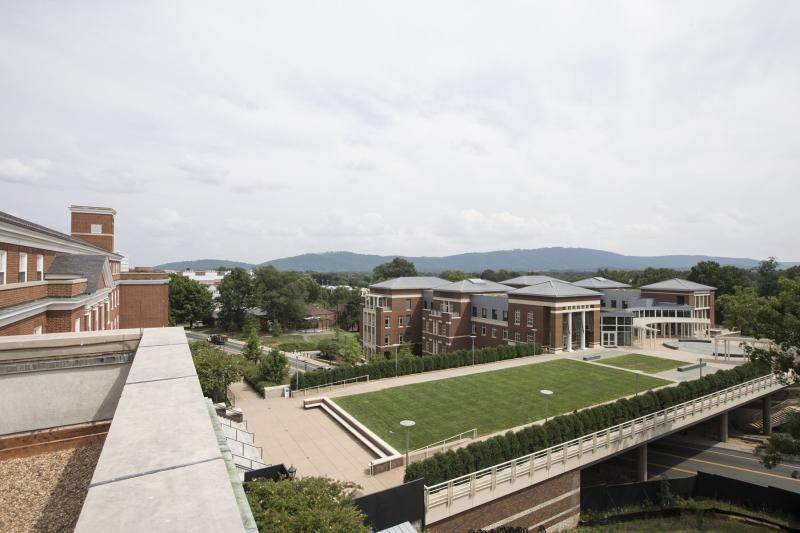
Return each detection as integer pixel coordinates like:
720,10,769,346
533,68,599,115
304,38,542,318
0,158,51,183
1,2,799,265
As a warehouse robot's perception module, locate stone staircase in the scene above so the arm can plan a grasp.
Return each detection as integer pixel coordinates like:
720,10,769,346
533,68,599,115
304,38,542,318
746,399,800,432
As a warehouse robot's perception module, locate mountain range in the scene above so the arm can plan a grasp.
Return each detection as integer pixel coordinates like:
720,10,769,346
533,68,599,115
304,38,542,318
154,248,798,273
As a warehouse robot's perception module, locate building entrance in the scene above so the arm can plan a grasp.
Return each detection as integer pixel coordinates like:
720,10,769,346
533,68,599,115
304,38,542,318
602,331,617,347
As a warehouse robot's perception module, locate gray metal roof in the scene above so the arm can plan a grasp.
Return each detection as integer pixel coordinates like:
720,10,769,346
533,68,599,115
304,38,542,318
509,280,602,298
435,278,512,294
640,278,716,292
500,275,563,286
0,210,119,257
48,254,109,294
573,276,632,289
377,522,418,533
369,276,450,290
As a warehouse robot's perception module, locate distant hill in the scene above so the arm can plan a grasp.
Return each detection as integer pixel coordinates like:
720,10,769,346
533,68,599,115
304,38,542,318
155,259,256,271
158,248,799,273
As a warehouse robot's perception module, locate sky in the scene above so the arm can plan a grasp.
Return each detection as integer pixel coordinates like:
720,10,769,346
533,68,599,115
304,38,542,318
1,1,799,266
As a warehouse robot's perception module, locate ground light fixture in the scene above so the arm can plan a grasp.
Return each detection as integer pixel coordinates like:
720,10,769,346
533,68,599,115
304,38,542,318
470,335,477,365
540,389,554,422
287,465,297,479
400,420,416,466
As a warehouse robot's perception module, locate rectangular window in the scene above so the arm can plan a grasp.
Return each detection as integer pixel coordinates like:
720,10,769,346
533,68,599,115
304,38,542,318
611,300,617,308
405,314,411,327
514,332,520,343
398,316,404,327
398,334,404,344
677,295,685,305
502,329,508,340
601,299,605,307
443,324,448,336
91,224,102,234
502,310,508,321
481,307,487,318
622,301,628,309
471,324,476,334
491,309,497,320
514,310,520,325
405,298,412,310
18,252,27,283
481,326,486,336
36,254,44,281
384,336,390,345
526,311,534,327
74,318,81,332
0,250,6,284
527,333,534,344
384,317,390,328
423,300,428,309
33,325,42,335
491,327,497,338
472,306,477,317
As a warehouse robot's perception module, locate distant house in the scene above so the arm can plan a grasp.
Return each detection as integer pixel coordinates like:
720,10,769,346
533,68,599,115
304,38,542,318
305,305,337,331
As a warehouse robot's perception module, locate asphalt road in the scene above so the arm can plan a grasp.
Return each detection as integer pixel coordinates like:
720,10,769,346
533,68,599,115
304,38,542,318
647,439,800,493
184,330,329,372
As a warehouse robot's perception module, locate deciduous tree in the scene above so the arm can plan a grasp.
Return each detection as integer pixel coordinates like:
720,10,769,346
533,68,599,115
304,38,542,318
190,341,242,403
216,268,253,331
168,274,214,327
372,257,417,281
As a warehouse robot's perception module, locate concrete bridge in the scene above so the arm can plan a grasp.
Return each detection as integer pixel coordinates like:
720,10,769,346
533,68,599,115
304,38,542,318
424,373,785,532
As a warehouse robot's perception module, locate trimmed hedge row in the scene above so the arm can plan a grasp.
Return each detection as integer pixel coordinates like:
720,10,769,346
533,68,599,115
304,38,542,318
405,362,767,486
292,343,541,391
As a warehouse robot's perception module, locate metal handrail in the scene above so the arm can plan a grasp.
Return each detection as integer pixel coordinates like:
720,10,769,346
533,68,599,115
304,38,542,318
290,374,370,397
410,429,478,461
424,373,779,510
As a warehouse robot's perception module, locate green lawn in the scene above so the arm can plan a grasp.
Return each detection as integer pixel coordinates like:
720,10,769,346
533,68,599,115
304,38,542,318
597,353,684,374
332,359,669,451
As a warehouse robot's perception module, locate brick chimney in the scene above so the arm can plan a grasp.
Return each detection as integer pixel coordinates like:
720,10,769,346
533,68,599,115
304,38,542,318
69,205,116,253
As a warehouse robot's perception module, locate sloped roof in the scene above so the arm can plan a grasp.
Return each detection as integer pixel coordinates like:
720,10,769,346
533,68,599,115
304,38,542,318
500,275,563,286
0,210,119,258
369,276,450,290
435,278,512,294
509,280,602,298
48,255,109,294
640,278,716,291
573,276,631,289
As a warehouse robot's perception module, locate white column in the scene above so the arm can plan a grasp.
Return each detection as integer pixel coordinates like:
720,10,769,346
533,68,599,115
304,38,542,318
580,311,586,350
567,312,573,352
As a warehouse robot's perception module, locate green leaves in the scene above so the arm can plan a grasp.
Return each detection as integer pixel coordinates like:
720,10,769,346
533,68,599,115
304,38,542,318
190,341,243,403
168,273,213,327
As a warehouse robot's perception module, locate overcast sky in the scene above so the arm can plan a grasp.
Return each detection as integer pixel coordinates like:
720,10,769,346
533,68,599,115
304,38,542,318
1,1,799,266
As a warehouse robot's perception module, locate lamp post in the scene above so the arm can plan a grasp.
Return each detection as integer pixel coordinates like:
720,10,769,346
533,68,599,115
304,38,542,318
634,370,642,395
540,389,553,422
698,357,703,378
400,420,415,465
470,335,476,365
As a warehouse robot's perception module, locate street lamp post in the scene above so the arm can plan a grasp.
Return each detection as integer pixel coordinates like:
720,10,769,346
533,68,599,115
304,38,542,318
634,370,642,395
540,389,554,422
470,335,476,365
699,357,703,377
400,420,416,465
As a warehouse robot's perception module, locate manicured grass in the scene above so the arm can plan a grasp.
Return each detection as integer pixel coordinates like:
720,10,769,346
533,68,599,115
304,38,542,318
332,359,669,451
597,353,684,374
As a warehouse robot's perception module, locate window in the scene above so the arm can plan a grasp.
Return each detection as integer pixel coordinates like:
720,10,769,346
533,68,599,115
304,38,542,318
471,324,476,334
398,316,404,327
74,318,81,332
502,310,508,321
423,300,428,309
481,307,487,318
384,317,390,328
472,306,477,317
0,250,6,284
33,325,42,335
514,332,520,343
514,310,520,325
398,334,404,344
611,300,617,308
677,295,685,305
491,328,497,338
384,336,390,345
442,323,448,337
527,333,534,344
36,254,44,281
18,252,27,282
601,299,605,307
91,224,102,234
622,301,628,309
491,309,497,320
526,311,533,327
405,314,411,327
502,329,508,340
481,326,486,336
405,298,412,310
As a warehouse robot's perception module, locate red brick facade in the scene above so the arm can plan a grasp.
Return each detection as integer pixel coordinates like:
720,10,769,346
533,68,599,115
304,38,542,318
119,282,169,329
70,210,115,253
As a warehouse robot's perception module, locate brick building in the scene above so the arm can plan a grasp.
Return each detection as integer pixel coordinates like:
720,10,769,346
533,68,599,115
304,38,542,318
362,274,717,357
0,206,169,336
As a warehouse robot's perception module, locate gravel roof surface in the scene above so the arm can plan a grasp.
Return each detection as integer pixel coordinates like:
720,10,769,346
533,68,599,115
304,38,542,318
0,443,102,533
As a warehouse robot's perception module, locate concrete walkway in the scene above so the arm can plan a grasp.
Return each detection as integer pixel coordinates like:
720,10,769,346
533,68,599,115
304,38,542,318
231,342,744,495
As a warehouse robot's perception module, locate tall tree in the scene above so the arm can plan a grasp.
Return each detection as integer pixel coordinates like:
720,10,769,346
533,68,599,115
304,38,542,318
340,335,362,365
168,274,214,327
337,289,363,331
718,287,777,336
252,266,314,328
216,268,253,331
242,327,263,362
190,341,242,403
439,270,468,282
756,257,781,297
258,349,289,384
372,257,417,281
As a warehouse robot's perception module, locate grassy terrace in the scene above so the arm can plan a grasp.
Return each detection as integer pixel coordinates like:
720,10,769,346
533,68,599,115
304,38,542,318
597,353,684,374
333,359,670,451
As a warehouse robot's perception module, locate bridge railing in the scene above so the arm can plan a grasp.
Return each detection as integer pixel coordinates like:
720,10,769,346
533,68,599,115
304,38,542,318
425,373,779,513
